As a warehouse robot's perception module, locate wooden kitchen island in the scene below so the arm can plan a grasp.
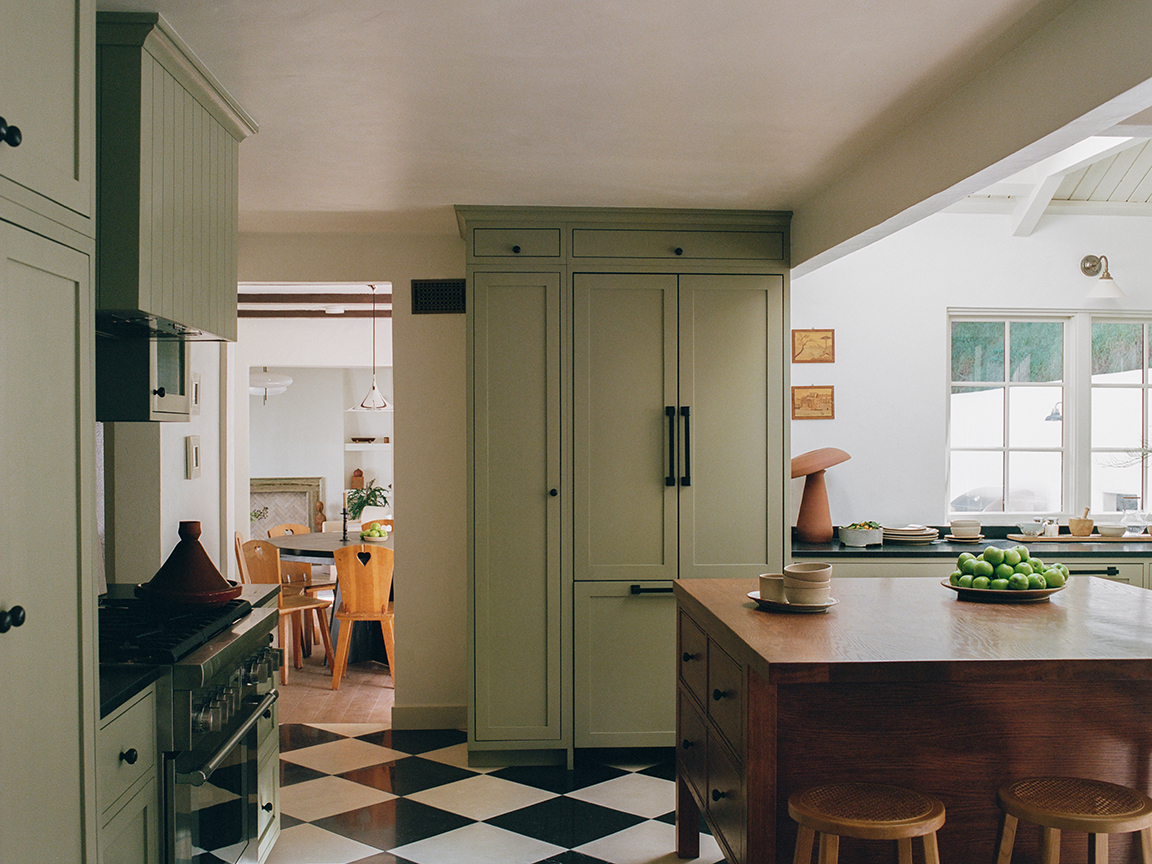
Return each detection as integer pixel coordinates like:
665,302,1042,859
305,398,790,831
674,576,1152,864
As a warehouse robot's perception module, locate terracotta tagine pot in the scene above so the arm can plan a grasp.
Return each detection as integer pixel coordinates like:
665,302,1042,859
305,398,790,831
136,521,243,605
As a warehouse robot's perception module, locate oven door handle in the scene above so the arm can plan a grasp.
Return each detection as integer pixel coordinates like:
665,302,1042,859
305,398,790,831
175,690,279,787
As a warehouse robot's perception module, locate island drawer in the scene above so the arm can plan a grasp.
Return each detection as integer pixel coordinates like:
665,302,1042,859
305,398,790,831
678,611,708,706
677,691,707,803
707,641,743,755
97,686,156,816
472,228,561,258
707,730,746,864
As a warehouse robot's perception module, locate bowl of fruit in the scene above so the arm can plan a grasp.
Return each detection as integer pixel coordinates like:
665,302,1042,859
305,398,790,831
359,523,391,542
944,544,1067,602
837,521,882,547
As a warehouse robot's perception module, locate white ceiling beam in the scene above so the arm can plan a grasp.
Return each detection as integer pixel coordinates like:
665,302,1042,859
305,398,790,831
793,0,1152,276
1009,137,1141,236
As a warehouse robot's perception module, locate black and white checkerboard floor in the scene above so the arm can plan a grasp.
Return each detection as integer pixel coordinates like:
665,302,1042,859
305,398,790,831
270,724,726,864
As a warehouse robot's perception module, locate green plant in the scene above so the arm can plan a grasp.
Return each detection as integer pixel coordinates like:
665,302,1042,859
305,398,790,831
250,505,269,522
346,480,390,519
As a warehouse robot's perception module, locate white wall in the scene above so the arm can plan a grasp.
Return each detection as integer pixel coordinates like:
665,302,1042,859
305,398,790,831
236,231,467,729
106,341,229,584
790,210,1152,528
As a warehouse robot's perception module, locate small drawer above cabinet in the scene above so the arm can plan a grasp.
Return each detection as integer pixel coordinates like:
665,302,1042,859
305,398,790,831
572,228,785,261
472,228,561,258
679,611,708,706
98,687,156,816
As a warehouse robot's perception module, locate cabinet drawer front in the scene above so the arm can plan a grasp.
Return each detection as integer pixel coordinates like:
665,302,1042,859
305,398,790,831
572,228,784,260
707,643,743,754
473,228,560,257
707,733,746,864
679,612,708,706
677,690,707,803
98,689,156,815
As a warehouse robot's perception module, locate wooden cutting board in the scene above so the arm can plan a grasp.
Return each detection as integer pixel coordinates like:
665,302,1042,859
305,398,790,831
1006,533,1152,542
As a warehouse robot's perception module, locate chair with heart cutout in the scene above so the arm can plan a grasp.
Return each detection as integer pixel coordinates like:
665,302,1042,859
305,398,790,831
331,544,395,690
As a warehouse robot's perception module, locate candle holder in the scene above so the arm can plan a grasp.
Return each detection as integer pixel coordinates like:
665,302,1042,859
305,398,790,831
341,508,349,542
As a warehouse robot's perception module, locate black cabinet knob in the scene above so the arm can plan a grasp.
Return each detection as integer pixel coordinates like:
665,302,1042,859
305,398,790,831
511,245,521,254
682,652,698,662
681,739,694,750
120,748,138,765
263,709,272,719
0,117,21,148
152,387,166,397
711,789,727,802
712,688,728,701
262,802,274,812
0,605,25,633
673,247,683,256
549,488,558,497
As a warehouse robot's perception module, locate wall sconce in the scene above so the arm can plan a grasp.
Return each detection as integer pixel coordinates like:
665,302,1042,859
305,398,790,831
1081,255,1124,299
1045,401,1062,421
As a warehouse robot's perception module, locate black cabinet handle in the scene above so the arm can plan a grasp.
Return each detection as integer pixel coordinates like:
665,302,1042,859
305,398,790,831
713,688,728,701
630,584,673,595
674,247,684,256
549,488,558,497
153,387,166,397
262,802,274,812
711,789,727,802
511,245,521,254
680,406,692,486
120,748,138,765
681,739,694,750
665,406,677,486
682,651,699,662
0,605,26,634
0,117,21,148
1067,567,1120,577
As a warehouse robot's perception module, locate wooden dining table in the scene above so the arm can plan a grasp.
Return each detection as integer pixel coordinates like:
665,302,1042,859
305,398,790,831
267,531,393,665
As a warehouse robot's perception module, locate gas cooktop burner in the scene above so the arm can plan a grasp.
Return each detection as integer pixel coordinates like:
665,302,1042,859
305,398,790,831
98,597,253,665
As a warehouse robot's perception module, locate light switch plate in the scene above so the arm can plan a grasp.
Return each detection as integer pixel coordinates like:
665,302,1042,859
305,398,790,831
185,435,201,479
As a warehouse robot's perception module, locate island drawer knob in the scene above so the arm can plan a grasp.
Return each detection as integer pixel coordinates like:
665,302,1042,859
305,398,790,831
681,739,695,750
712,688,728,701
682,651,699,662
711,789,727,802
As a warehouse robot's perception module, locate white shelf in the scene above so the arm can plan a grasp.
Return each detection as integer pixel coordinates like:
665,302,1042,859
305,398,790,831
346,442,392,451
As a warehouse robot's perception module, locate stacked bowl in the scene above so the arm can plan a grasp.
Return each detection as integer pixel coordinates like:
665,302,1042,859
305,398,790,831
782,562,832,604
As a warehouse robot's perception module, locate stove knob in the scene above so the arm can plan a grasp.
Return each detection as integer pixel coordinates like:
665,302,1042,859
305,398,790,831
213,696,230,726
193,704,221,734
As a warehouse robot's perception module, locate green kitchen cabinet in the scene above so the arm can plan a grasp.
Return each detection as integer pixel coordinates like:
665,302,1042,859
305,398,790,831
469,269,566,751
0,218,98,862
97,683,159,864
461,207,790,759
0,0,94,233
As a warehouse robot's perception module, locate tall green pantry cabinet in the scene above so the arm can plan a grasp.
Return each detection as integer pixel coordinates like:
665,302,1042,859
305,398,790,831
0,0,99,860
461,207,790,761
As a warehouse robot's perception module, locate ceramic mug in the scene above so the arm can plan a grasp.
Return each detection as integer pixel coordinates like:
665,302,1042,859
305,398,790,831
758,574,785,602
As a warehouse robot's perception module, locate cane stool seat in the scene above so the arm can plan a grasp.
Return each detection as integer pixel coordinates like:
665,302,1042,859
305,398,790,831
789,782,945,864
995,777,1152,864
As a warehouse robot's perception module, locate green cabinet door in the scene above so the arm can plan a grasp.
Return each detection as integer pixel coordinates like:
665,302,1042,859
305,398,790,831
471,271,563,744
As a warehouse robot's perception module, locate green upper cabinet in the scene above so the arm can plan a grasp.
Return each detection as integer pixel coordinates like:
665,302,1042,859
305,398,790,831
96,13,257,341
0,0,94,234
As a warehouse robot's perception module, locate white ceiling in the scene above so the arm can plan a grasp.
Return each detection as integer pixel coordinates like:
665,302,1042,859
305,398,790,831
96,0,1152,252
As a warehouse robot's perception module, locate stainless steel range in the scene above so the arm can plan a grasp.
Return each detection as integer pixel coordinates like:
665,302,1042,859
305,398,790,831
99,585,281,864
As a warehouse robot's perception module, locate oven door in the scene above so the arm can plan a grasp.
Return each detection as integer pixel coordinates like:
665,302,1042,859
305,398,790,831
167,691,278,864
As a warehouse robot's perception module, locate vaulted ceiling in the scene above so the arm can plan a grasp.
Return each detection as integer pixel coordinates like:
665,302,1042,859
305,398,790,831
95,0,1152,271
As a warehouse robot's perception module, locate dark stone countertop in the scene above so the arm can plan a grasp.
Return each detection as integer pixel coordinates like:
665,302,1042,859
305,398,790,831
100,665,166,720
793,526,1152,560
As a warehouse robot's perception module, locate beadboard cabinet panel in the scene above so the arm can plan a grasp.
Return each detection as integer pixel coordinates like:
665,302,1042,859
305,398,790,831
471,271,563,743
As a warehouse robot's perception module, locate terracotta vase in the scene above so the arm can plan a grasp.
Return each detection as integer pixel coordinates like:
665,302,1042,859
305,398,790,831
137,521,242,605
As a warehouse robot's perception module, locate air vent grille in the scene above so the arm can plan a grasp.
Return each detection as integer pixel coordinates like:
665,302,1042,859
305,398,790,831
412,279,466,314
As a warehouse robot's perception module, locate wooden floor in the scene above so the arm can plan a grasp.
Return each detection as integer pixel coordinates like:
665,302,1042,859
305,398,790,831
276,638,394,725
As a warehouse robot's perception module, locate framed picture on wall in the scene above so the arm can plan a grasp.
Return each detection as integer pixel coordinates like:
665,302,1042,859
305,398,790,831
792,386,834,419
792,329,835,363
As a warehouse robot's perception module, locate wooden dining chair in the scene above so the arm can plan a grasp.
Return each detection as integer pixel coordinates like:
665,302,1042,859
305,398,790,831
234,531,249,583
331,544,395,690
241,538,335,684
267,522,337,653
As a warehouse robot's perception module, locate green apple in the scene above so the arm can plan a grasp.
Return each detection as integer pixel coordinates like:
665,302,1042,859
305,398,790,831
983,546,1005,567
990,578,1010,590
973,560,995,578
1003,548,1022,567
972,576,991,589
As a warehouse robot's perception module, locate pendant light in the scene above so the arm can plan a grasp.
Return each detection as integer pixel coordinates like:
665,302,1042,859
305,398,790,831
357,283,390,410
249,367,292,404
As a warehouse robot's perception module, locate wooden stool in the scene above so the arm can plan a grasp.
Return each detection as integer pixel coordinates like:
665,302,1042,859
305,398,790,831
790,782,945,864
995,777,1152,864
